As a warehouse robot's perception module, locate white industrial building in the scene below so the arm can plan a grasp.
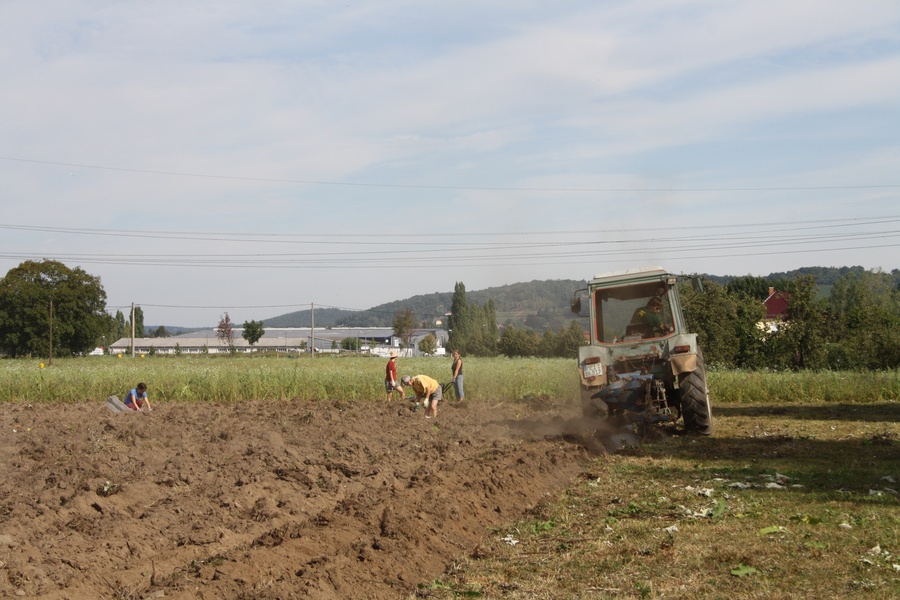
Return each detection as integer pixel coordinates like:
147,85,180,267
109,327,447,356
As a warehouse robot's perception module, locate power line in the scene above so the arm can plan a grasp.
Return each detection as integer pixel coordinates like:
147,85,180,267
1,220,896,265
1,225,895,259
2,155,898,192
3,240,898,270
1,216,898,245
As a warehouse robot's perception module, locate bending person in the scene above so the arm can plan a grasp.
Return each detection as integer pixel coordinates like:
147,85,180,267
402,374,442,419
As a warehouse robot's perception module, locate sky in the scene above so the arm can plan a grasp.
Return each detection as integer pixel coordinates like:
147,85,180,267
1,0,898,327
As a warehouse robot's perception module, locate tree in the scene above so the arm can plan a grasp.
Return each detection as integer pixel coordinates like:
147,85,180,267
447,282,470,351
480,299,499,356
242,319,265,353
730,291,768,369
341,337,360,351
216,312,235,350
537,328,559,357
827,269,900,369
447,283,499,357
418,332,438,355
132,306,145,338
114,310,128,339
0,260,108,358
151,325,170,338
498,326,539,357
393,308,416,350
680,277,766,369
94,311,119,351
768,275,827,370
725,275,771,299
556,320,586,358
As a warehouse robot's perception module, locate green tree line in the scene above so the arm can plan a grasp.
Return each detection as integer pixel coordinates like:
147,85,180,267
3,260,898,369
429,271,900,368
0,260,150,357
682,270,900,370
445,281,585,358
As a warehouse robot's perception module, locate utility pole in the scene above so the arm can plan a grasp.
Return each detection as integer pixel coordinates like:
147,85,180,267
310,302,315,358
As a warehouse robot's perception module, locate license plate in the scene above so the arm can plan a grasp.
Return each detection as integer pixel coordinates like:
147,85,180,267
583,362,603,378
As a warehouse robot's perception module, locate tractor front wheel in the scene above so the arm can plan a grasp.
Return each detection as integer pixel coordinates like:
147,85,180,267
678,359,713,435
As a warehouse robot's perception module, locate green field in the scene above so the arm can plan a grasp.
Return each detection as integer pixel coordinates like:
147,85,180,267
2,356,899,405
0,355,579,404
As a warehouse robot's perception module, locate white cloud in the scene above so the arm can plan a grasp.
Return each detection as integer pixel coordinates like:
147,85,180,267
1,0,898,324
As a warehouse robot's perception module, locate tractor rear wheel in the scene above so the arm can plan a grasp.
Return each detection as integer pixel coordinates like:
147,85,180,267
678,357,713,435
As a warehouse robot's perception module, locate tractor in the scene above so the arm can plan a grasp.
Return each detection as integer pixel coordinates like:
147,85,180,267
571,267,712,435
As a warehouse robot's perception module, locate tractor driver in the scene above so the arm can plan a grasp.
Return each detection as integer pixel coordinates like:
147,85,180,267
630,297,671,335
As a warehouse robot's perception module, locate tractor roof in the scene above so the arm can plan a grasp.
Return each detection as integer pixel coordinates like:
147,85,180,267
588,266,670,286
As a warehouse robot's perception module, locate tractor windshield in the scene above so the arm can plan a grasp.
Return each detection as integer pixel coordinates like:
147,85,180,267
593,282,673,343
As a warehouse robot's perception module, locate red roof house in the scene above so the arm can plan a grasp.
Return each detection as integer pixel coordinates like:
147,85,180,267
759,287,791,333
763,287,790,319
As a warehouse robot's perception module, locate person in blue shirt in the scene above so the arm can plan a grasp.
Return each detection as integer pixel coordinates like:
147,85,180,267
124,382,152,412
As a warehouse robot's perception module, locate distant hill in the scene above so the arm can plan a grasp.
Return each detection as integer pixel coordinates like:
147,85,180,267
702,265,897,287
142,326,207,338
263,279,587,330
703,266,900,300
253,266,900,332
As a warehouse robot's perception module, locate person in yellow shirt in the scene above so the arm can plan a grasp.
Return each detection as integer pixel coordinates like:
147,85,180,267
401,374,442,419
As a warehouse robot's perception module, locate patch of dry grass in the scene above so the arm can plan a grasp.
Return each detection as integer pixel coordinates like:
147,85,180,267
416,400,900,599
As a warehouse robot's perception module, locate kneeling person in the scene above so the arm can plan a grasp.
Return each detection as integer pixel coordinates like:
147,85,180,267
401,374,442,419
124,382,152,412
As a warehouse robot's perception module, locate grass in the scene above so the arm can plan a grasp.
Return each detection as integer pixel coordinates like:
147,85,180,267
710,369,900,404
2,355,898,405
0,354,578,404
415,396,900,599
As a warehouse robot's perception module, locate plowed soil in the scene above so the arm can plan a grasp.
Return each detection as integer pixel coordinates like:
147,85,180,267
0,396,603,599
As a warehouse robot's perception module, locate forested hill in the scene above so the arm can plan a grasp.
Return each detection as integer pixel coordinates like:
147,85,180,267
704,265,899,287
261,266,899,330
262,279,587,329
